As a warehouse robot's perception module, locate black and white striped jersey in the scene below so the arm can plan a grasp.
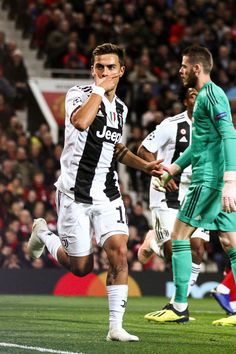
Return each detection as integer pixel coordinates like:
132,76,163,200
55,84,128,204
142,111,192,209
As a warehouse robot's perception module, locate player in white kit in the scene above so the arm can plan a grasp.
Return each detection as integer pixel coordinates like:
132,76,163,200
137,88,209,322
27,43,163,341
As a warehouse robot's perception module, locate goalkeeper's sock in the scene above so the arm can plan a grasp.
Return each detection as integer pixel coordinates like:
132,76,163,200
172,240,192,304
170,262,201,303
227,248,236,282
107,285,128,330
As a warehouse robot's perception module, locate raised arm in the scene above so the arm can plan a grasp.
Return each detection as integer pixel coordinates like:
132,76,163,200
71,75,119,131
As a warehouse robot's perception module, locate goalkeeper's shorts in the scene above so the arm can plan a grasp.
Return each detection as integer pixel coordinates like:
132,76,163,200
151,202,209,244
177,185,236,232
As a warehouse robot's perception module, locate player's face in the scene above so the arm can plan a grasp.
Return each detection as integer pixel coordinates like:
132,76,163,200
179,55,197,88
91,53,125,89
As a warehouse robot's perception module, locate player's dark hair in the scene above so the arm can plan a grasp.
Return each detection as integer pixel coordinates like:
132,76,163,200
182,45,213,74
91,43,125,66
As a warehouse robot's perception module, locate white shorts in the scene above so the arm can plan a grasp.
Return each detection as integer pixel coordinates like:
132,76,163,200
152,201,209,244
56,191,128,257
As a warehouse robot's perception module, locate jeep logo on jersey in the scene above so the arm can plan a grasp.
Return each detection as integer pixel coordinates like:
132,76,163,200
96,126,121,144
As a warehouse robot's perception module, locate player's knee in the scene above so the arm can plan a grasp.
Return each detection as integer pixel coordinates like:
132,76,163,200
71,264,93,277
71,267,90,277
117,244,128,261
111,245,128,270
220,240,231,253
219,234,231,252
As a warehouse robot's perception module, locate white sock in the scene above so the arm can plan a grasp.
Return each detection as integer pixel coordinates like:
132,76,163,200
38,230,61,261
216,284,230,294
173,302,188,312
150,238,160,255
187,262,201,296
170,262,201,304
230,301,236,312
107,284,128,330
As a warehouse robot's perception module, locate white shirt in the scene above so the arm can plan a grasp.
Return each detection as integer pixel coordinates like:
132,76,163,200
55,84,128,204
142,111,192,209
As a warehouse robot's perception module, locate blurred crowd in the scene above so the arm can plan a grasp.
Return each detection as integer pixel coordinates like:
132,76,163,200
0,0,236,272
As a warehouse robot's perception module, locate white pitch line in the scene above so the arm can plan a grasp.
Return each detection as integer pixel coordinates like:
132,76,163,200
0,342,84,354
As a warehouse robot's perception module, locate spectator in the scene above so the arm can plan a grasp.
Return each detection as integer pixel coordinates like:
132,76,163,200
4,49,28,109
0,93,15,130
129,202,150,239
13,147,35,187
0,66,16,102
62,41,88,74
0,159,16,185
45,19,71,68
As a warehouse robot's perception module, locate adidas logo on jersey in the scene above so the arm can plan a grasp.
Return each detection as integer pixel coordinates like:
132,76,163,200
179,136,188,143
96,126,121,144
194,215,202,221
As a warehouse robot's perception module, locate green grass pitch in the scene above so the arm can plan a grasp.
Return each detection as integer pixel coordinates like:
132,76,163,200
0,295,236,354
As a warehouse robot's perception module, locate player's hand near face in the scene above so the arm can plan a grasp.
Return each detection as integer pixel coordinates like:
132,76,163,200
94,72,120,93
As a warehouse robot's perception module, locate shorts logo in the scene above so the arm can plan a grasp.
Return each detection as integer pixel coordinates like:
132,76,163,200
215,112,227,120
62,238,69,248
121,300,127,308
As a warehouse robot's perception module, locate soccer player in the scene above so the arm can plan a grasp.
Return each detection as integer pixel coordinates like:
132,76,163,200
27,43,163,341
211,267,236,315
137,88,209,322
152,45,236,324
211,266,236,326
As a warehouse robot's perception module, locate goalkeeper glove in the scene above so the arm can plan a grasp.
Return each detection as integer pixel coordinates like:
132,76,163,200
152,171,172,193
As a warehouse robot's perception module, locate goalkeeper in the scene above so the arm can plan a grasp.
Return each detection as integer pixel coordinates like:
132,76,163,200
137,87,209,322
151,45,236,326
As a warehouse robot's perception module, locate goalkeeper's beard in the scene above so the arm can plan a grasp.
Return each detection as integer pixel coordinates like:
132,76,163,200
184,70,198,88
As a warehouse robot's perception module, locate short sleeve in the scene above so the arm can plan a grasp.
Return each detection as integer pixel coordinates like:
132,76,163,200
141,119,171,153
65,86,85,121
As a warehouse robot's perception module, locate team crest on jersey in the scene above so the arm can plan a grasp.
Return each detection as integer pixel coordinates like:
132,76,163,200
109,111,117,123
215,112,227,120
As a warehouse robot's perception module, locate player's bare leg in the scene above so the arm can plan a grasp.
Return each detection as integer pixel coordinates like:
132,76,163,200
104,234,139,342
28,218,94,276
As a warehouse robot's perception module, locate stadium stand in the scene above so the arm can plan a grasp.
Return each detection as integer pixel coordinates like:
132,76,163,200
0,0,236,272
